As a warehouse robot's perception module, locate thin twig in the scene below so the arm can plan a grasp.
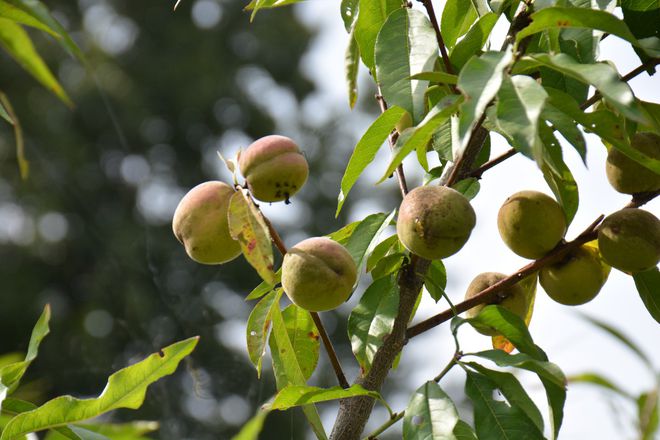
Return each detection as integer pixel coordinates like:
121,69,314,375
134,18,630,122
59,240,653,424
406,191,658,339
262,211,350,388
375,92,409,196
417,0,455,77
467,147,518,179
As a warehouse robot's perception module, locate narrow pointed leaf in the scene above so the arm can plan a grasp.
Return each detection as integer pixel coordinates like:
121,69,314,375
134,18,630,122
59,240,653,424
378,95,461,183
345,29,360,108
0,1,56,35
403,381,459,440
541,103,587,164
345,210,396,274
567,373,634,400
410,71,458,84
348,275,399,373
0,337,198,440
449,12,499,70
453,420,477,440
336,105,405,215
340,0,359,32
424,260,447,303
375,8,437,124
246,289,281,377
268,305,327,439
517,7,659,57
228,189,277,285
465,371,544,440
366,234,400,272
457,49,513,155
467,305,546,360
270,385,381,410
245,269,280,301
231,402,271,440
353,0,401,70
465,363,544,433
280,304,320,381
633,268,660,325
441,0,478,49
0,18,71,106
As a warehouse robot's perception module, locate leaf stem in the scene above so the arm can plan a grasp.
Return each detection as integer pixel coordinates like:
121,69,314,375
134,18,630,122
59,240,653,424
262,208,350,389
406,192,657,339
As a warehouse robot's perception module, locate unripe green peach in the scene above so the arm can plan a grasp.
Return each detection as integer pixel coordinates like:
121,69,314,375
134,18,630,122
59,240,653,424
172,181,241,265
598,208,660,273
606,132,660,194
281,237,357,312
539,245,610,306
238,135,308,203
497,191,567,259
464,272,529,336
396,186,476,260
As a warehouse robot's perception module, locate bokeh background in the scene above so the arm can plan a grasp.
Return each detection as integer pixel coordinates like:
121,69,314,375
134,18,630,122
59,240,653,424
0,0,658,439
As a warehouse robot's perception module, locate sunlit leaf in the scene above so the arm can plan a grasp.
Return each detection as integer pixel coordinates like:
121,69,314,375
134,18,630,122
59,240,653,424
366,234,400,272
0,1,56,36
441,0,478,49
453,420,477,440
0,337,198,440
345,29,360,108
410,71,458,85
638,390,659,440
245,269,281,301
348,275,399,373
375,8,437,124
0,92,27,179
353,0,401,70
246,289,281,377
450,12,499,70
345,210,396,274
542,103,587,164
0,18,71,106
270,385,382,410
340,0,359,32
457,49,513,155
424,260,447,303
336,105,406,216
231,401,272,440
228,189,277,285
403,381,459,440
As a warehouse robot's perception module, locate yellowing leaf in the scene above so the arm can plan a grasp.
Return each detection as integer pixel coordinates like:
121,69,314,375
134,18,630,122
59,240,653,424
228,189,277,285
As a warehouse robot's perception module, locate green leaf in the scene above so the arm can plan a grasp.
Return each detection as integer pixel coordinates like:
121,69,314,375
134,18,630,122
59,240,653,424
327,220,361,245
545,88,660,174
280,304,320,381
465,371,544,440
245,0,302,18
378,95,461,183
638,390,659,440
467,305,546,360
353,0,401,70
231,402,271,440
228,189,277,285
403,381,459,440
340,0,359,32
453,420,477,440
245,269,281,301
366,234,400,272
246,289,281,377
538,124,579,225
517,7,660,57
0,18,71,106
270,385,382,410
464,362,544,433
0,1,56,36
469,349,567,438
441,0,478,49
371,252,406,280
634,268,660,325
0,337,198,440
522,53,646,123
424,260,447,303
375,8,437,124
410,71,458,85
348,275,399,373
449,12,499,70
496,75,548,160
541,103,587,164
0,304,50,399
581,312,655,369
451,177,480,200
268,305,327,439
457,49,513,155
567,373,634,400
45,421,159,440
336,105,406,216
345,29,360,109
345,210,396,274
6,0,83,60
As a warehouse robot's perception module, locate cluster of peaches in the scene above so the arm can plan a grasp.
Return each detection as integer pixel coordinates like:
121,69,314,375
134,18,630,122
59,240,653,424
171,132,659,321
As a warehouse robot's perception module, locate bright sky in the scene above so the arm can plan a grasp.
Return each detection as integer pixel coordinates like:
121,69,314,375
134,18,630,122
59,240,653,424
288,1,660,438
